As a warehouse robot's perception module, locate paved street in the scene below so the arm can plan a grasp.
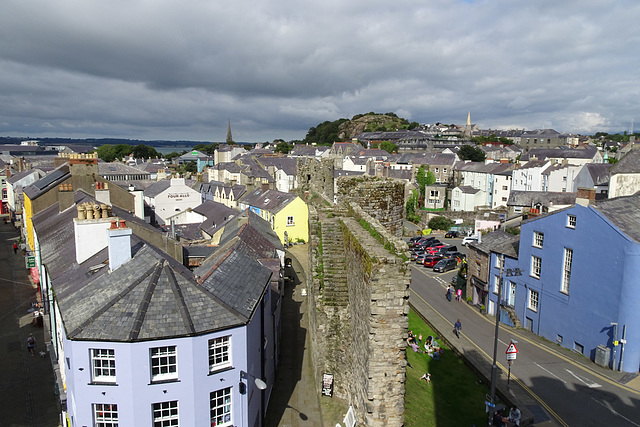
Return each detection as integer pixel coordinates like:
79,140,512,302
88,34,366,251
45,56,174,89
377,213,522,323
0,220,61,427
409,254,640,426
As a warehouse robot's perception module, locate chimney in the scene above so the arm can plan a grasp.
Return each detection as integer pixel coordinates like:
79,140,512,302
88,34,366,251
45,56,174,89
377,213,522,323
74,204,114,264
5,165,10,179
107,219,132,272
576,187,596,206
95,181,111,205
59,183,75,213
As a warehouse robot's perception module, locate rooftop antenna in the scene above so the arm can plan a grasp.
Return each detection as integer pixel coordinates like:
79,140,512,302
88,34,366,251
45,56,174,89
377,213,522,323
630,119,634,143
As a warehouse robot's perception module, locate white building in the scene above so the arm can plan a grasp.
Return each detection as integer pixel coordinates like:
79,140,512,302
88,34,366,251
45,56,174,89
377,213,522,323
144,178,201,225
511,159,551,192
451,186,486,212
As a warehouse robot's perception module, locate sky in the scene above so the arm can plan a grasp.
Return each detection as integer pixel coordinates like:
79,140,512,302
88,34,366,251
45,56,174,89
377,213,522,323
1,0,639,143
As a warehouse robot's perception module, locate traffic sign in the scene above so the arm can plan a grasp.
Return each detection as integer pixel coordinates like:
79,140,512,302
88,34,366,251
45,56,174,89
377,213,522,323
506,353,516,360
506,342,518,354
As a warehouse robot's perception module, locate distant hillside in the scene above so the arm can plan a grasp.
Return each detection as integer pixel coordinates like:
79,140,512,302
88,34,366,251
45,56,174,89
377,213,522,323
303,112,419,145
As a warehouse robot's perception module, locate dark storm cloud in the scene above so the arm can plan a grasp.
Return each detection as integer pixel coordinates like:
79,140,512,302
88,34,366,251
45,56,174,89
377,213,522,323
1,0,639,141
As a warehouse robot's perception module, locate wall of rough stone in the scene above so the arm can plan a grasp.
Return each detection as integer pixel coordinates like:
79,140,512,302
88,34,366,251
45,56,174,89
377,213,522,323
336,176,405,238
297,157,335,203
306,204,409,426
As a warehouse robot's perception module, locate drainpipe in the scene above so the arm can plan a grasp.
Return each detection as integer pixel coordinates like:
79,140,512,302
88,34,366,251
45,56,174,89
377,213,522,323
619,324,627,372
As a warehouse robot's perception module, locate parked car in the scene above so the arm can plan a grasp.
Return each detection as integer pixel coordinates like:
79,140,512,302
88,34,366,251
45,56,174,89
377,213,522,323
442,251,466,261
445,230,459,238
462,236,479,246
415,253,430,264
408,236,423,247
434,245,458,256
425,243,447,254
433,258,459,273
415,236,438,247
423,255,443,268
411,250,425,261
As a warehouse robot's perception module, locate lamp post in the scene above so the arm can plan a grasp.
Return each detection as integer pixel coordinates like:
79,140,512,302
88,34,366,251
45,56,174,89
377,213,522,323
240,370,267,427
488,254,522,425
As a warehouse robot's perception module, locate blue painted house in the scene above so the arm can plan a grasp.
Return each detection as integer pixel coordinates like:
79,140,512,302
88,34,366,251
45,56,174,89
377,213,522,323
482,192,640,372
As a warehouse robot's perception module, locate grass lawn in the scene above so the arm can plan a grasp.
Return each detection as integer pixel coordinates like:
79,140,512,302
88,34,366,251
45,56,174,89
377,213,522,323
404,309,490,427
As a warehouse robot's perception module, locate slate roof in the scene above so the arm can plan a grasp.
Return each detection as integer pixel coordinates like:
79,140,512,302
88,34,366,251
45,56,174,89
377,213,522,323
508,190,577,206
216,210,283,253
457,185,481,194
593,193,640,243
610,147,640,174
396,152,457,166
23,164,70,200
584,163,611,185
520,146,598,162
98,162,152,177
470,230,520,259
193,200,236,236
258,157,298,176
239,189,297,214
7,168,45,185
456,162,514,174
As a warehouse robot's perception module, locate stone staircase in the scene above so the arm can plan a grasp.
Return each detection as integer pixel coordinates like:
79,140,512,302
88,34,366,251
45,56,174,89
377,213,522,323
319,216,349,307
503,305,523,329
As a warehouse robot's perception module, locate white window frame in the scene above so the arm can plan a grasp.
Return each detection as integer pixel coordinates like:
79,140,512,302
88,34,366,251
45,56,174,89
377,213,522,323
150,346,178,382
531,255,541,279
562,248,573,294
208,336,232,373
495,255,503,269
210,387,232,426
91,349,116,383
567,214,576,229
287,216,294,226
93,403,118,427
533,231,544,248
153,400,179,427
493,275,500,294
528,289,539,312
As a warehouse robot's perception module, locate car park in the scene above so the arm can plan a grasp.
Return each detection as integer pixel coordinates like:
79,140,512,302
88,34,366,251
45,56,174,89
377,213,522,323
433,258,459,273
425,243,447,254
462,236,478,246
442,251,466,261
434,245,458,256
408,236,424,247
423,255,443,268
415,253,430,264
411,250,425,261
445,230,459,238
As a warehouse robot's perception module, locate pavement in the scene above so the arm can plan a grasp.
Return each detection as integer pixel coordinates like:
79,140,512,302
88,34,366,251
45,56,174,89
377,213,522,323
0,219,61,427
265,243,348,427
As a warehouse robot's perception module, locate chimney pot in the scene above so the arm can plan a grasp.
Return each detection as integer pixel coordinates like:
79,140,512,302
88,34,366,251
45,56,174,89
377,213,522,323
101,204,109,218
110,220,118,229
77,205,86,220
119,220,126,228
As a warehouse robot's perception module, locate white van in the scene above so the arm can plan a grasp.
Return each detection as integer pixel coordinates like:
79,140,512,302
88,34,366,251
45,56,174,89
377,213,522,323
462,236,478,246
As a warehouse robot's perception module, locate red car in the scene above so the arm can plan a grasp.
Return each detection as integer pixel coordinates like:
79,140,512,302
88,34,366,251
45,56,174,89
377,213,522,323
423,255,443,268
425,243,447,254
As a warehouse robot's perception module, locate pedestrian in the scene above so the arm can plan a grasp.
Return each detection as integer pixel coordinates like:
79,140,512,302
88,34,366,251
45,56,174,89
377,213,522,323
445,286,452,302
456,288,462,302
454,318,462,338
420,373,431,384
508,406,521,426
26,333,36,356
13,242,18,254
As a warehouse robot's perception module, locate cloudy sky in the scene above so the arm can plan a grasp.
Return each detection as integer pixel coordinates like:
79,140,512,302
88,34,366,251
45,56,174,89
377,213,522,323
1,0,639,143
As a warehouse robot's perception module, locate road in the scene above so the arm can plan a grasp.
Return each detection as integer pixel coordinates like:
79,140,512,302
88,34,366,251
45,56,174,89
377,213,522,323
409,237,640,426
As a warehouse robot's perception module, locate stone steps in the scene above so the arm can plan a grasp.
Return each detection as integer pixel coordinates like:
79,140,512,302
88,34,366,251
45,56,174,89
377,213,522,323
320,217,349,307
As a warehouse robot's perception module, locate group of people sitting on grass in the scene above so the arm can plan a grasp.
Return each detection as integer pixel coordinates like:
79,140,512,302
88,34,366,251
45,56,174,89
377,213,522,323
406,331,445,359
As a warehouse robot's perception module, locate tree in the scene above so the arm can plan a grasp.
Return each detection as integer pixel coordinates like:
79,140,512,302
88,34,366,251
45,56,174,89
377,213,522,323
274,140,293,154
416,166,436,200
428,216,453,231
458,145,486,162
193,143,219,155
379,141,399,154
132,144,160,159
184,161,197,173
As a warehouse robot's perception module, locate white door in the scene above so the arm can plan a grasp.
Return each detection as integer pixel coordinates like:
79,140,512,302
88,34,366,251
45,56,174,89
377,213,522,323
508,282,516,306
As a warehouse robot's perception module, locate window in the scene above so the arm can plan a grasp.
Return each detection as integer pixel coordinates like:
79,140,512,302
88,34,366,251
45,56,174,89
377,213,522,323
531,256,541,279
209,336,231,373
495,255,503,269
435,167,439,173
533,231,544,248
501,197,507,202
151,346,178,382
493,275,500,294
528,289,539,312
93,403,118,427
429,190,439,198
443,168,447,173
557,335,563,344
153,401,179,427
562,248,573,294
567,214,576,228
502,185,508,190
210,387,232,426
573,342,584,354
475,261,481,275
91,349,116,383
287,216,294,226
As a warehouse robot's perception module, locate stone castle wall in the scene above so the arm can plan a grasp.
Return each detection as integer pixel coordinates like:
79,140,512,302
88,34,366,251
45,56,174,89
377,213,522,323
336,176,405,238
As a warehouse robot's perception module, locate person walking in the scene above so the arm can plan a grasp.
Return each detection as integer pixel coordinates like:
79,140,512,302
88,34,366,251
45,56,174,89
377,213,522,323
454,319,462,338
445,286,452,302
26,333,36,356
456,288,462,302
13,242,18,254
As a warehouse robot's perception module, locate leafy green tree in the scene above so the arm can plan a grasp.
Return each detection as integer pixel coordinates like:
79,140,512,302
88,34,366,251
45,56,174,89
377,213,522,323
96,144,117,162
458,145,486,162
405,189,421,223
379,141,399,154
408,121,420,129
132,144,160,159
193,143,219,155
184,161,197,173
274,140,293,154
428,216,453,231
165,151,184,162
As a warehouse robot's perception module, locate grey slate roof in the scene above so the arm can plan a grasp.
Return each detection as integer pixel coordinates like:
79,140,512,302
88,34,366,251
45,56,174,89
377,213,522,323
143,179,172,198
508,190,577,206
610,147,640,174
584,163,612,185
98,161,152,177
470,230,520,259
396,152,457,166
458,185,481,194
194,200,236,236
23,164,70,200
239,189,297,214
520,146,598,162
7,168,45,185
456,162,514,174
594,192,640,243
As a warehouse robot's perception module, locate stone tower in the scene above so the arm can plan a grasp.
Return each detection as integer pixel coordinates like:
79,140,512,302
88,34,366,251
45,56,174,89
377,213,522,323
463,111,472,140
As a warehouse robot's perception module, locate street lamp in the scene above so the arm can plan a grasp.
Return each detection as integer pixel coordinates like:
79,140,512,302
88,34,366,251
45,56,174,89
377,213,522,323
239,370,267,394
488,254,522,425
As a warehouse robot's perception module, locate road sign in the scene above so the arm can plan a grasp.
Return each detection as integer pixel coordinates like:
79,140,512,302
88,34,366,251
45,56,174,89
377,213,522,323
506,342,518,354
506,352,516,360
26,256,36,269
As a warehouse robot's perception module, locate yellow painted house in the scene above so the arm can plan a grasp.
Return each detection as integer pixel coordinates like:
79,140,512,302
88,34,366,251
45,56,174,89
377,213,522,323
238,189,308,245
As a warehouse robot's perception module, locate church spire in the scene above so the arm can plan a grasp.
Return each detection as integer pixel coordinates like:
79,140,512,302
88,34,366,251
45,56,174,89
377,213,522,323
226,119,233,144
463,112,472,139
